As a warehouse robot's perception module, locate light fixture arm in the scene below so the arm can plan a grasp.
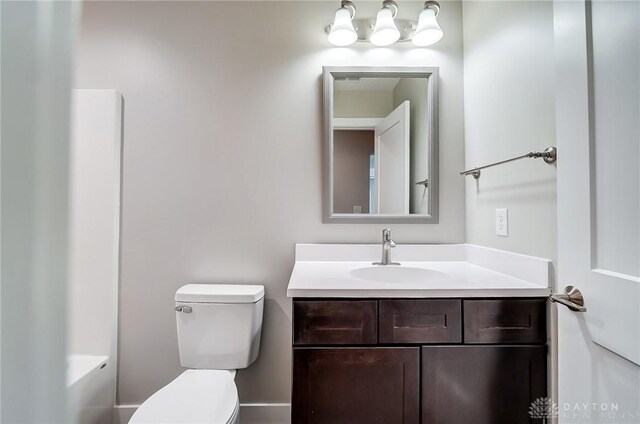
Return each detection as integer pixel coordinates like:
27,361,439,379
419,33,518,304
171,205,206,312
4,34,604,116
382,0,399,18
423,0,440,16
340,0,356,20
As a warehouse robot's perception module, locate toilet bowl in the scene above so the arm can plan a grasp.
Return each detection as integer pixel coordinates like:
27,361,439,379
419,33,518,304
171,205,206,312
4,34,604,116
129,370,239,424
129,284,264,424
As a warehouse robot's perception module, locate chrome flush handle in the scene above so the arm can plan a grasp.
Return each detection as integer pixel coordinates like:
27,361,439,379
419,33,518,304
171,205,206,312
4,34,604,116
175,305,192,313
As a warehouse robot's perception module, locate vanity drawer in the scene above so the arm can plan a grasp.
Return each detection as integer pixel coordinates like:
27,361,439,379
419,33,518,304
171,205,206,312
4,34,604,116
293,300,377,345
463,299,546,344
379,299,462,344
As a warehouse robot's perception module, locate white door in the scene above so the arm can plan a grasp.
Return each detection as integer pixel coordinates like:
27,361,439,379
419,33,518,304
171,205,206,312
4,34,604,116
554,0,640,422
374,101,410,214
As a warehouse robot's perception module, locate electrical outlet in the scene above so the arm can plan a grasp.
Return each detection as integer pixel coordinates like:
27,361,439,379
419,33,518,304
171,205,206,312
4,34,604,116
496,208,508,237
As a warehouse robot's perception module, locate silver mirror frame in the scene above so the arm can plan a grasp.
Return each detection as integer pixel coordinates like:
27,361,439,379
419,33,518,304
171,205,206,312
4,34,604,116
323,66,439,223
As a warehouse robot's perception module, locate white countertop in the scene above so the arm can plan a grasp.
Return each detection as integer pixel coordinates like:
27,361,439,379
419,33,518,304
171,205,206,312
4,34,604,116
286,244,552,298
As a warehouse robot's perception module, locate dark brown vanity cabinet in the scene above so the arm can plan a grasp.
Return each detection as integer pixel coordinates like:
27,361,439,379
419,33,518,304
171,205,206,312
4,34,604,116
292,298,547,424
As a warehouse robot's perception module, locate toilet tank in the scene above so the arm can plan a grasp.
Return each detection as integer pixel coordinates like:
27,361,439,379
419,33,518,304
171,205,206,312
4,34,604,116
175,284,264,370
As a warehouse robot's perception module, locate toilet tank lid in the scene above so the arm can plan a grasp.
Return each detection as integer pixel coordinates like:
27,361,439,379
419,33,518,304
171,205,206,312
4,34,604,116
175,284,265,303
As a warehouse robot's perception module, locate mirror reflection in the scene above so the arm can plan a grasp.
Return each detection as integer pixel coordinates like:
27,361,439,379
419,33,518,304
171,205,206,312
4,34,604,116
329,72,436,219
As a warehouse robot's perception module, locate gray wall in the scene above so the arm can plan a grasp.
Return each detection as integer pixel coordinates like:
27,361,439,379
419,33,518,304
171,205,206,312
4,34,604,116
334,90,393,118
76,1,465,405
462,1,557,262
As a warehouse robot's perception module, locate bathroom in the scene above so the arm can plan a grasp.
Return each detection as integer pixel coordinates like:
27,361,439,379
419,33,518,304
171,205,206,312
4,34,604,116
2,0,639,423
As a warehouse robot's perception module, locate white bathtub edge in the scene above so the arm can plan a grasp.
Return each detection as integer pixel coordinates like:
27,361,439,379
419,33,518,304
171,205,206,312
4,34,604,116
67,355,113,424
67,354,109,388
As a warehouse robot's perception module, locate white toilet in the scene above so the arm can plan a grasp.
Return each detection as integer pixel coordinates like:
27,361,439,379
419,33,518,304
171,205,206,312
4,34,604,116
129,284,265,424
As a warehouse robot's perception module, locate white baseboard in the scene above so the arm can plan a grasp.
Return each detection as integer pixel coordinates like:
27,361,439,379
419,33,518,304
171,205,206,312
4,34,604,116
113,403,291,424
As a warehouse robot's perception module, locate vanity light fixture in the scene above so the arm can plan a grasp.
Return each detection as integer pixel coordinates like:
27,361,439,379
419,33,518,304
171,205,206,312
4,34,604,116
327,0,358,46
412,1,443,46
325,0,444,47
370,0,401,47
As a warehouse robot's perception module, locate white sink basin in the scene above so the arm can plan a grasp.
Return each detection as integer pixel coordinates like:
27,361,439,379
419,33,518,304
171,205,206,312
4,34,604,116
350,266,451,284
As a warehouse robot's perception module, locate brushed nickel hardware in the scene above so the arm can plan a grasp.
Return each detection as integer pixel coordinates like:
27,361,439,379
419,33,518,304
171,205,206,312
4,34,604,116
175,305,192,313
373,228,400,266
550,285,586,312
415,178,429,187
461,146,557,180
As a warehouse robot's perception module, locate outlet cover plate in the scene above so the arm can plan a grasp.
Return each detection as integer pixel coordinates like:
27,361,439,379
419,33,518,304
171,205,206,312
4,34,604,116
496,208,508,237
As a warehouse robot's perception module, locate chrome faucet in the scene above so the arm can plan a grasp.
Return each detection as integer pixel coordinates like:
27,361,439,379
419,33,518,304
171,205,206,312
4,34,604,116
373,228,400,266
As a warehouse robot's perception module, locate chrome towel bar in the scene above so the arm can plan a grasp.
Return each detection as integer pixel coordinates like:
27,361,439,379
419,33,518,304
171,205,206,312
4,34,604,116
460,146,557,179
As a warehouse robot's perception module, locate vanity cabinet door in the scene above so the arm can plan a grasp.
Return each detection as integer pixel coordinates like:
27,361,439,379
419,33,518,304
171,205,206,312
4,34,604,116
292,347,420,424
293,300,377,345
421,345,547,424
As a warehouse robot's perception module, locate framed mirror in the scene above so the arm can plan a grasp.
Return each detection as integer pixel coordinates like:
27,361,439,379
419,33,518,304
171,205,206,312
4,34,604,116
323,66,439,223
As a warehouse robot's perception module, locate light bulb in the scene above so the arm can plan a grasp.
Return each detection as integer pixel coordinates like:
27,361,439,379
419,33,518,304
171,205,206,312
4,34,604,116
328,5,357,46
412,6,443,46
370,6,400,47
